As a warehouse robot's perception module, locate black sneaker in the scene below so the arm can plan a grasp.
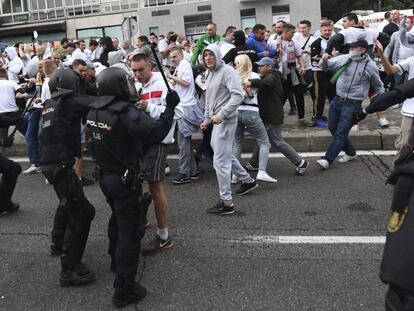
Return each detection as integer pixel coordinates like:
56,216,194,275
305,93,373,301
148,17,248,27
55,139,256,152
244,162,259,171
0,202,19,215
142,235,175,256
80,176,94,187
235,180,258,196
207,200,235,215
172,174,191,184
112,282,147,308
59,264,95,286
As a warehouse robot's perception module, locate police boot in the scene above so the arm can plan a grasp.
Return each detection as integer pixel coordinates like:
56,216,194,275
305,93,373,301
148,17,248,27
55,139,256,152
59,262,95,286
112,282,147,308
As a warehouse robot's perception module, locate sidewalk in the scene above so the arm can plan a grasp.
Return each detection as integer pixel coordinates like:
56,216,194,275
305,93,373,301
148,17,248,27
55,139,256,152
5,96,401,157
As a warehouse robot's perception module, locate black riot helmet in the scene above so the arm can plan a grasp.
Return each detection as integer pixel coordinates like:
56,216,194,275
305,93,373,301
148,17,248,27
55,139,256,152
96,66,138,100
49,69,80,94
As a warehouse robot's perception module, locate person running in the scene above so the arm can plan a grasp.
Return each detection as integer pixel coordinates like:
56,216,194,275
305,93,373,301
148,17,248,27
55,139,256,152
316,39,384,169
232,54,277,183
245,57,310,176
200,44,258,215
164,47,204,184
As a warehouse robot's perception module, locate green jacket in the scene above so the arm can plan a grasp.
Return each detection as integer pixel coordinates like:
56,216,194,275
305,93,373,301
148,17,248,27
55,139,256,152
191,34,221,65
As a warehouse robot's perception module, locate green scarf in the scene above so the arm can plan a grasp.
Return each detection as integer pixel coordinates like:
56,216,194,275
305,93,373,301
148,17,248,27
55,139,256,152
329,58,352,84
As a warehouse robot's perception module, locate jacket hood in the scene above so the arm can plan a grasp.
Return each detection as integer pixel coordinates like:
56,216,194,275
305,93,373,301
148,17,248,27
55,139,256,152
233,30,246,47
202,44,223,71
5,47,18,60
108,50,124,66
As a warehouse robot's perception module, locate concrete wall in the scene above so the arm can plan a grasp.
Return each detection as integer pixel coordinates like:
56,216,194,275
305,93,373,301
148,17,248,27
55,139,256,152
137,0,321,36
66,12,134,38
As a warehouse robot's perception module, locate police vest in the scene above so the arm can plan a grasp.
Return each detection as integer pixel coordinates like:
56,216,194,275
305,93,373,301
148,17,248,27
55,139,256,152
40,90,82,165
86,96,141,173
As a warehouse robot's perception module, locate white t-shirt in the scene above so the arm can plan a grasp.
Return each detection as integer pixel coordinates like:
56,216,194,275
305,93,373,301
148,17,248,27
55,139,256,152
278,39,302,72
0,80,19,113
41,77,51,104
267,33,278,51
398,40,414,63
339,27,379,45
397,56,414,117
173,59,197,106
293,33,316,70
158,39,174,67
183,50,193,63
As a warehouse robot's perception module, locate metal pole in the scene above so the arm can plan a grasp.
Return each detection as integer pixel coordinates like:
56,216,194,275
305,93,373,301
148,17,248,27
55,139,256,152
378,0,381,11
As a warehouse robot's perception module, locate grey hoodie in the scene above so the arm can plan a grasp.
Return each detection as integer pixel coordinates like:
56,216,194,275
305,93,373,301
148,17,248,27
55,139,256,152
319,54,384,101
202,44,244,124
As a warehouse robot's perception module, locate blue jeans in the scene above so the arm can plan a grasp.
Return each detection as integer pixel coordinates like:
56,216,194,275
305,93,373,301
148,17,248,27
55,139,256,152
23,110,41,167
233,110,270,172
324,96,361,162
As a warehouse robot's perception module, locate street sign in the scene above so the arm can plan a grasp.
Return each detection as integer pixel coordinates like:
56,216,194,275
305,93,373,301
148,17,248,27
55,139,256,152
122,17,138,42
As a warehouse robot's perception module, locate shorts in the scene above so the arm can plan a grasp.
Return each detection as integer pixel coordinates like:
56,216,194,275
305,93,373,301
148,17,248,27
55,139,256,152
142,143,168,182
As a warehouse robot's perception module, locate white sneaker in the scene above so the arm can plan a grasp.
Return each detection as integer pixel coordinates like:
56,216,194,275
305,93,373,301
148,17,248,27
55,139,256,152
231,174,239,184
164,164,171,176
316,159,330,170
45,178,50,185
350,125,359,132
256,171,278,183
338,154,357,163
23,165,42,174
379,117,390,128
392,104,400,109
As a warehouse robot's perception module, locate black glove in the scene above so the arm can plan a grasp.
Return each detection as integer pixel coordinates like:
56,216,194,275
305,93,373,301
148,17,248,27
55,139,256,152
2,135,14,147
166,90,180,109
352,109,367,125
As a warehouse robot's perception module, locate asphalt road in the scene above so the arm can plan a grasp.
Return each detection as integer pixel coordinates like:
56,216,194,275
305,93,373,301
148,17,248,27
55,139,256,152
0,154,395,311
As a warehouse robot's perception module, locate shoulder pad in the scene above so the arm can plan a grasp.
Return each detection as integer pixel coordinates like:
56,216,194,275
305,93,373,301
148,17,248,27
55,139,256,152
125,105,141,121
108,101,130,113
51,88,73,99
91,95,116,109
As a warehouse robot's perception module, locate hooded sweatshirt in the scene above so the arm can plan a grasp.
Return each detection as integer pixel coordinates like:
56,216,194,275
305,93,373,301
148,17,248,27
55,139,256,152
202,44,244,124
5,47,23,82
98,37,116,67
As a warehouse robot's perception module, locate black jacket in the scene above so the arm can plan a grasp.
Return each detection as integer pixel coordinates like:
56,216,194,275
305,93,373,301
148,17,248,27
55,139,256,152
250,69,284,125
223,30,259,72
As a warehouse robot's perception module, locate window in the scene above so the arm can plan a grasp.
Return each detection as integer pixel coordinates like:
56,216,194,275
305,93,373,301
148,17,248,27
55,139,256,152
240,8,255,30
77,25,122,42
2,0,12,13
151,9,169,16
197,4,210,12
272,4,290,23
149,26,159,35
183,13,212,41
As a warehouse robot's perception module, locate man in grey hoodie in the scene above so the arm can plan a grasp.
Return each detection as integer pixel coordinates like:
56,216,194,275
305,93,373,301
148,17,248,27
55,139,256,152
316,39,384,169
200,44,257,215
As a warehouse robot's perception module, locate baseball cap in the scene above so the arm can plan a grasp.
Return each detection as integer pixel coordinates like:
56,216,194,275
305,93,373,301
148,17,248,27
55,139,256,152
255,57,274,66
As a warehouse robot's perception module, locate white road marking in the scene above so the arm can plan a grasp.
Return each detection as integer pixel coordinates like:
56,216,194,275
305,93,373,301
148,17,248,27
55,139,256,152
9,150,397,163
232,235,386,244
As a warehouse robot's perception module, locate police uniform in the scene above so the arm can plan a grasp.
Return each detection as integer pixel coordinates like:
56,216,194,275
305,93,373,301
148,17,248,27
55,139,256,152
40,69,96,285
86,67,179,308
0,133,21,215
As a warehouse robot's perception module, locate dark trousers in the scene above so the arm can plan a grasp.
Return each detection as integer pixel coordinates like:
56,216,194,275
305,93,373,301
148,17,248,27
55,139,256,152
311,71,336,119
100,172,149,292
42,163,95,271
283,75,306,119
0,154,21,210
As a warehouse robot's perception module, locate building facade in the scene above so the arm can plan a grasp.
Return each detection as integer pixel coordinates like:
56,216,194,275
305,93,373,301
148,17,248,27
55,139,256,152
0,0,321,44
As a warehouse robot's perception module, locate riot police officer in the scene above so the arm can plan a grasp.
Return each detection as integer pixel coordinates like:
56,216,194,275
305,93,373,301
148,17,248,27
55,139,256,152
86,67,179,308
0,133,21,215
40,69,96,286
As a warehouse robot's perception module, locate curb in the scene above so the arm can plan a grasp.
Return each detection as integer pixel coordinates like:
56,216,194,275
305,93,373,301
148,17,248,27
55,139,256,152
6,128,399,157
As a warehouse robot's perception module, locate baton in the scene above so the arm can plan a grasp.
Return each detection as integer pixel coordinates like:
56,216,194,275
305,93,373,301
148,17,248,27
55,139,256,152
150,45,172,93
10,90,38,137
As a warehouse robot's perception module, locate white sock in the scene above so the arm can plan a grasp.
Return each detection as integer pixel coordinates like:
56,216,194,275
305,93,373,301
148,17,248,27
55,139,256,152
157,228,168,240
